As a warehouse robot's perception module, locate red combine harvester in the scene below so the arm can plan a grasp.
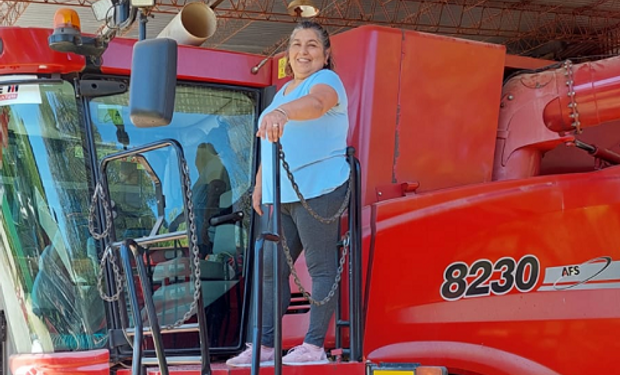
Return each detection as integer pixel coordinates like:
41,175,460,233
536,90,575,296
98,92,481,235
0,4,619,375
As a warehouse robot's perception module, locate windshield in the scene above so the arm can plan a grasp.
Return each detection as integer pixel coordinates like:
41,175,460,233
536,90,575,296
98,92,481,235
0,78,107,353
88,81,258,350
0,77,259,356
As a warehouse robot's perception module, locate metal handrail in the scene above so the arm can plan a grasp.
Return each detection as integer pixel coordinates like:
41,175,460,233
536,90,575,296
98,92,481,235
119,240,168,375
334,147,363,361
348,148,363,362
251,141,283,375
250,144,364,375
100,139,211,375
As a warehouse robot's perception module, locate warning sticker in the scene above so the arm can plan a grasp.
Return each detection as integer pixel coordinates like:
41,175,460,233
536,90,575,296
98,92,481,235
278,57,287,79
0,75,42,105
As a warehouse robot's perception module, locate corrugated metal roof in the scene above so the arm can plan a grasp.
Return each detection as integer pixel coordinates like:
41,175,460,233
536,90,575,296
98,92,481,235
9,0,620,59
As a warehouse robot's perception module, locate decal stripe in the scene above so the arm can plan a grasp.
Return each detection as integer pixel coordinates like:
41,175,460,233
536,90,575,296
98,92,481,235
538,258,620,291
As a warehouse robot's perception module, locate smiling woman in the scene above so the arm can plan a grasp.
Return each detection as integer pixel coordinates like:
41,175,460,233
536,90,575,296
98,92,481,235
226,20,351,367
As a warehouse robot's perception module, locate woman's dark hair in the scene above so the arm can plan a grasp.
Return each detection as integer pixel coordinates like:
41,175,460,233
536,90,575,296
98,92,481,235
284,20,334,77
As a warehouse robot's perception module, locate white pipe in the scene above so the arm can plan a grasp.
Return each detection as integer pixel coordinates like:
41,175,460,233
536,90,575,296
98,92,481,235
157,2,217,46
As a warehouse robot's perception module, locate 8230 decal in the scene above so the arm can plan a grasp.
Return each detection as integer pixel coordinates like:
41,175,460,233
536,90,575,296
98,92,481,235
440,255,540,301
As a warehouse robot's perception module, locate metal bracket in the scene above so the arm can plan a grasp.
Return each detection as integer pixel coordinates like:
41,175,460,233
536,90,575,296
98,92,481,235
0,310,6,343
1,310,6,375
79,80,128,98
107,328,132,350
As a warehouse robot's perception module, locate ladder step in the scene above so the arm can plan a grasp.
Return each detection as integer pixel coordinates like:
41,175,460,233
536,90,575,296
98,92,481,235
117,361,366,375
125,323,199,336
142,356,202,366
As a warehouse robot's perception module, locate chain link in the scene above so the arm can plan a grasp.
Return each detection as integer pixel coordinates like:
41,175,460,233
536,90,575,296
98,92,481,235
161,158,203,330
89,181,124,302
89,182,113,240
278,146,352,306
97,245,124,302
282,231,349,306
563,60,582,134
90,154,202,330
279,147,351,224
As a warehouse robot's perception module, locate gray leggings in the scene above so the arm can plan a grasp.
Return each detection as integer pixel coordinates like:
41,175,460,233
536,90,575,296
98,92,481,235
260,182,348,348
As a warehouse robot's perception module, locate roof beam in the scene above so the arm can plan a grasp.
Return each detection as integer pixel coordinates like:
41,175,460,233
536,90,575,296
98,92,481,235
203,0,274,48
10,0,620,57
15,0,620,22
0,1,29,25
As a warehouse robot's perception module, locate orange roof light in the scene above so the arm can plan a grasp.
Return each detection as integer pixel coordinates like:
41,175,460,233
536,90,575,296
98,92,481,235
53,8,81,32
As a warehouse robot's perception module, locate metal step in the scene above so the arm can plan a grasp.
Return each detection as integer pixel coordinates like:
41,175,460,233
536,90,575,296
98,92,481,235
116,361,366,375
126,323,199,336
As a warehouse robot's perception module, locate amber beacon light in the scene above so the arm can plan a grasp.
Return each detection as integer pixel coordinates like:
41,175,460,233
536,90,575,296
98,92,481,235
49,8,107,58
53,8,82,31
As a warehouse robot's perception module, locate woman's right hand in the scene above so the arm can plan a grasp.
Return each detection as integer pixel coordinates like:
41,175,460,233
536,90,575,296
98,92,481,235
252,185,263,216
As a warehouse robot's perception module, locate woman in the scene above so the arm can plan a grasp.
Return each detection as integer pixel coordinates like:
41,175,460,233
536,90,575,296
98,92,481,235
226,20,350,366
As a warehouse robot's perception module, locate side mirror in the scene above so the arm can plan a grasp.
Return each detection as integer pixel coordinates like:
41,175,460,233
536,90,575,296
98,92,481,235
129,38,178,128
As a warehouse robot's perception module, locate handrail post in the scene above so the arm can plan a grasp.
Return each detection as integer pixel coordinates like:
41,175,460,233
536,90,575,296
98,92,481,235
251,140,283,375
129,240,170,375
347,148,363,362
272,141,283,375
118,242,144,375
250,236,265,375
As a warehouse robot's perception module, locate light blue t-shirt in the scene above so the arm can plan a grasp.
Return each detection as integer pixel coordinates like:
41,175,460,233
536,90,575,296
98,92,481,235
260,69,350,204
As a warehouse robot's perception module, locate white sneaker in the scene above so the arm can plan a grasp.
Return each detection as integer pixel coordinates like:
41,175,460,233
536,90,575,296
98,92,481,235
282,342,329,365
225,344,274,367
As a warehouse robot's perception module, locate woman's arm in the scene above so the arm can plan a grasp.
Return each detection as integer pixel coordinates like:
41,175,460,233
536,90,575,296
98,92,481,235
279,84,338,121
252,163,263,215
258,84,339,142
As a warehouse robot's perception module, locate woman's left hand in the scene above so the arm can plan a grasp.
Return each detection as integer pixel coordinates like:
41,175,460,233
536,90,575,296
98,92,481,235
257,109,288,142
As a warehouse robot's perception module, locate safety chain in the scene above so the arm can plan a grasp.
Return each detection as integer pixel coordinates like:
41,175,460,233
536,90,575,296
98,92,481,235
97,245,124,302
282,231,349,307
278,147,352,306
90,155,202,330
89,181,124,302
279,147,351,224
88,183,113,241
563,60,582,134
163,158,203,330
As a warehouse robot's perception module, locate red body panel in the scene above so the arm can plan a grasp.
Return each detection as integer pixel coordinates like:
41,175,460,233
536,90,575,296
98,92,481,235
101,38,271,87
0,27,271,87
363,166,620,374
0,28,85,74
394,32,504,194
9,349,109,375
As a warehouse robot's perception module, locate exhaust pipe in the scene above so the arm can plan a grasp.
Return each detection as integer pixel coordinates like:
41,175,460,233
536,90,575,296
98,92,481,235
157,2,217,46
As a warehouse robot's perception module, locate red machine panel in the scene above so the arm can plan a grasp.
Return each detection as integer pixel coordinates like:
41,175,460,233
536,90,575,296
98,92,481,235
395,32,505,193
362,166,620,374
10,349,109,375
102,39,272,87
0,28,85,74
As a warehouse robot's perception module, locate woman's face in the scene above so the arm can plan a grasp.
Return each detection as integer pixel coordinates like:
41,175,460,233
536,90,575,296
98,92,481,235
288,28,328,80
